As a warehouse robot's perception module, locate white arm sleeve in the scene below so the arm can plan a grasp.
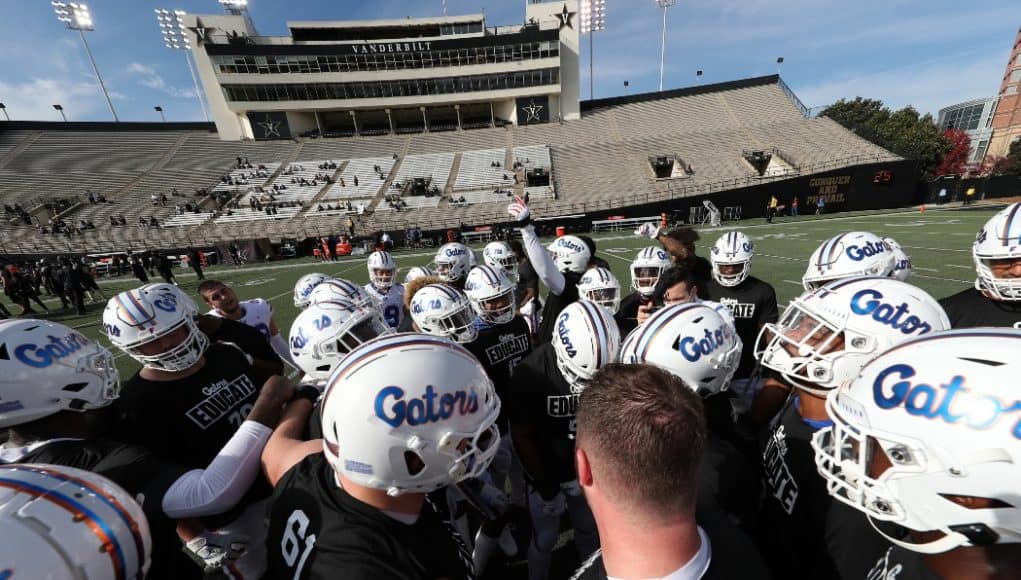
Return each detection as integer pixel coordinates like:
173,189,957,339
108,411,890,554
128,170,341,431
269,332,298,369
161,421,272,519
520,224,565,295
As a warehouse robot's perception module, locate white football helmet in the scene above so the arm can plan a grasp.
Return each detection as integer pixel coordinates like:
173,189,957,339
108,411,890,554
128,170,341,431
630,246,672,296
367,251,397,291
812,328,1021,554
464,266,516,325
973,202,1021,300
621,303,742,395
483,241,519,283
883,237,912,282
410,284,479,343
319,333,501,497
551,300,621,391
403,265,434,285
710,231,754,287
577,267,622,314
803,232,896,290
0,320,120,428
294,272,329,308
0,463,151,579
104,287,209,372
755,277,950,397
433,243,476,284
308,278,375,310
548,235,591,274
140,282,198,317
289,299,394,386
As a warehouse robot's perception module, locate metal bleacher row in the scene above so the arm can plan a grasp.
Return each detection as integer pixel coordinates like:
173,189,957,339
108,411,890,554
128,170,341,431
0,76,900,254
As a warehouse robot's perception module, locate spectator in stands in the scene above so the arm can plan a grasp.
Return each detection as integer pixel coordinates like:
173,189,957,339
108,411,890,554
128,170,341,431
149,216,160,228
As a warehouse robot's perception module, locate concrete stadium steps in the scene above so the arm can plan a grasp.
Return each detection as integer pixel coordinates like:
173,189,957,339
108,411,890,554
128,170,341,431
299,134,406,160
407,127,506,154
162,134,299,172
3,131,181,174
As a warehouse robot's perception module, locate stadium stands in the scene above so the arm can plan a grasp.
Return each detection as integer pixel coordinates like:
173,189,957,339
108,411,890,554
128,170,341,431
0,76,901,253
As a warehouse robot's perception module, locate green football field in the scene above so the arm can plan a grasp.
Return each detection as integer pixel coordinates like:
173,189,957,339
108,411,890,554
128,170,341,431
31,203,1001,377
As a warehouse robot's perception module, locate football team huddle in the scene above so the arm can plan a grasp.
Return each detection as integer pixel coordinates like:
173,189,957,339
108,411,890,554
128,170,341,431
1,197,1019,580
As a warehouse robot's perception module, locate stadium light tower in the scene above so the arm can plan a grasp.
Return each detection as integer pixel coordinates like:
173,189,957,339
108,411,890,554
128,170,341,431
656,0,676,92
156,8,210,122
777,56,784,75
0,103,8,121
52,2,119,122
53,104,68,122
155,106,166,122
580,0,607,100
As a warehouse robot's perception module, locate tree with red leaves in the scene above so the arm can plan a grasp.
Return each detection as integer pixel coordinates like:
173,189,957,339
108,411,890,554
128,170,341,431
935,129,971,176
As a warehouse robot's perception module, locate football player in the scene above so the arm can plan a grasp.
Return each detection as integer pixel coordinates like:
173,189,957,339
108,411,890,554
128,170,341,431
433,242,477,290
0,318,293,578
293,272,329,309
483,240,519,283
884,236,913,281
262,333,501,579
577,267,622,315
615,246,673,335
571,364,771,579
939,202,1021,327
463,265,534,570
508,195,598,344
801,231,897,290
635,223,714,296
751,277,950,578
199,279,295,367
289,298,393,389
403,265,434,285
0,464,152,580
812,328,1021,579
620,303,758,523
364,250,405,328
704,231,779,412
510,300,621,580
510,239,542,341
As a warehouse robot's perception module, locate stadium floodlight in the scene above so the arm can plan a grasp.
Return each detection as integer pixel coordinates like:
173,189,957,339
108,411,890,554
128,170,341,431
156,8,210,122
155,106,166,122
52,2,119,122
53,104,68,122
656,0,676,92
696,69,703,84
579,0,607,100
777,56,784,75
0,103,7,121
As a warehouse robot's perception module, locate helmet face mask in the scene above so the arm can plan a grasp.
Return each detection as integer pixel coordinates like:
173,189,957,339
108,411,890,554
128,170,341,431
309,278,375,310
973,203,1021,300
803,232,896,290
0,320,121,428
291,300,394,384
105,288,209,372
710,232,753,287
548,236,591,274
464,266,516,325
577,267,622,314
320,334,501,496
433,243,475,284
367,251,397,291
811,329,1021,554
755,277,950,397
631,247,672,296
411,284,479,343
483,241,519,283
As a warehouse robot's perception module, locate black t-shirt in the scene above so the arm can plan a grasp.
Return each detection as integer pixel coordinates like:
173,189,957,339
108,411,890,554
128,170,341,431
827,502,942,580
755,395,837,578
14,438,196,580
509,342,578,484
516,257,539,300
112,343,263,468
265,453,475,580
206,316,282,369
614,291,643,337
466,316,533,432
536,271,582,345
704,276,779,378
939,287,1021,329
570,503,771,580
699,394,760,527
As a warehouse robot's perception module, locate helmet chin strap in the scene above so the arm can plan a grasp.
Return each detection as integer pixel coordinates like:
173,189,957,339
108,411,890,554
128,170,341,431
869,518,970,555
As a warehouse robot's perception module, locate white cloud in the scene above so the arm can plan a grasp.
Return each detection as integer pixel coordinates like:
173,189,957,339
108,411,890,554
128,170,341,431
0,77,111,121
127,62,197,99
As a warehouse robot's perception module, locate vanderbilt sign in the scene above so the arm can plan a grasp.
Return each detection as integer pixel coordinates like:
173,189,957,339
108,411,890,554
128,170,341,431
350,41,434,54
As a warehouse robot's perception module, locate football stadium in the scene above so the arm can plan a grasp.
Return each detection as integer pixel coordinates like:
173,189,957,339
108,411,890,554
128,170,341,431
2,1,1021,579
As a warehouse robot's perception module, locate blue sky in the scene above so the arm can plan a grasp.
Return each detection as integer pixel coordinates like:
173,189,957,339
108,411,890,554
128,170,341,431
2,0,1019,122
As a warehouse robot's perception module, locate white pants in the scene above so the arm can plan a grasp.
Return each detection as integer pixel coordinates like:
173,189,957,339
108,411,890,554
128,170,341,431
526,480,598,580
